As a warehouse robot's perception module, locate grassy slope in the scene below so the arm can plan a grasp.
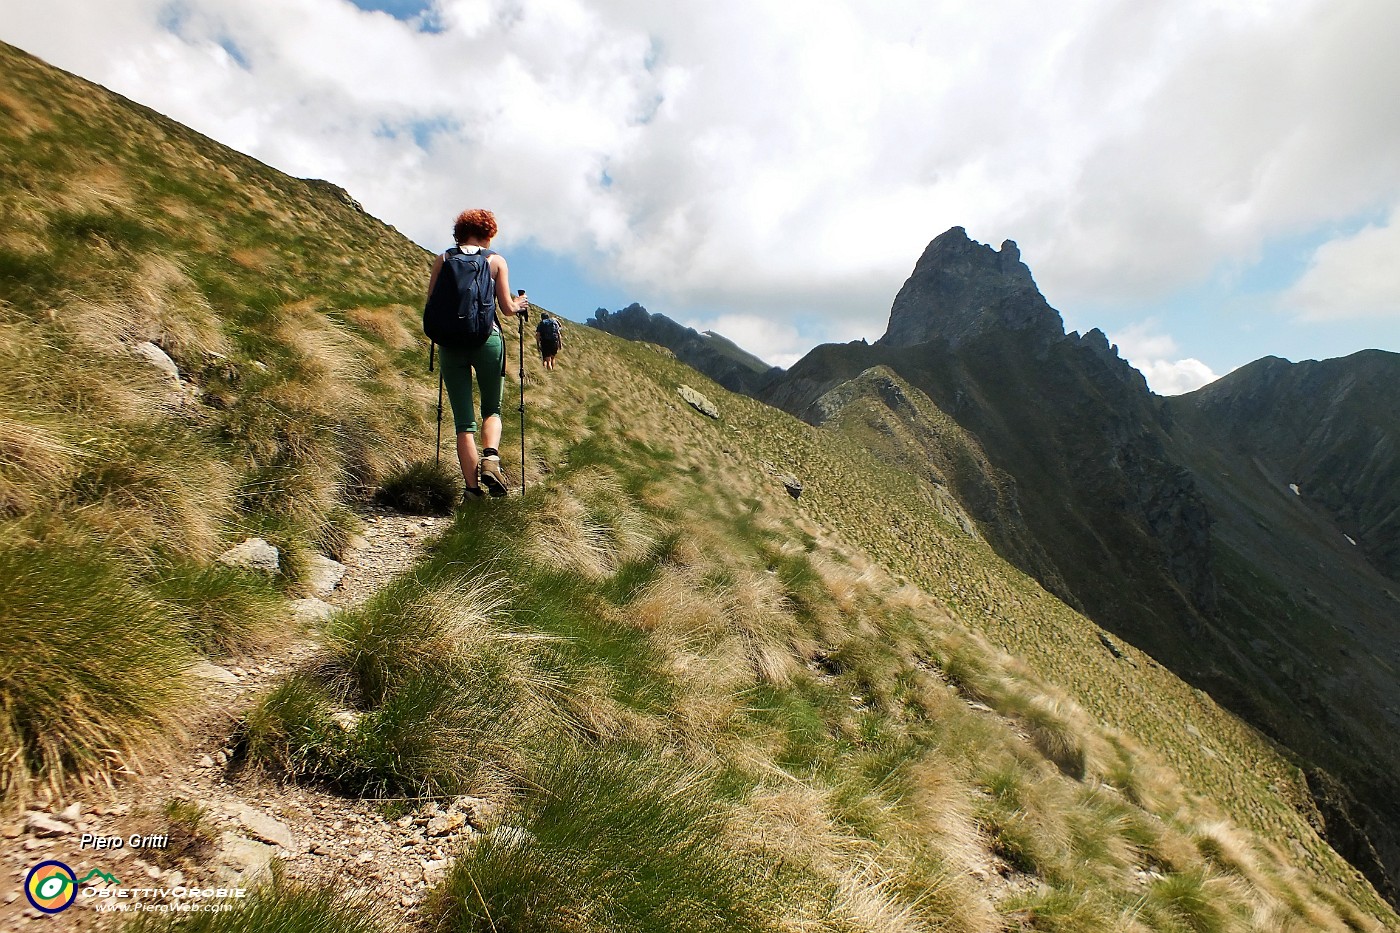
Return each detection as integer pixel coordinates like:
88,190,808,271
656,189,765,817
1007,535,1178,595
0,40,435,797
0,39,1395,931
239,322,1396,930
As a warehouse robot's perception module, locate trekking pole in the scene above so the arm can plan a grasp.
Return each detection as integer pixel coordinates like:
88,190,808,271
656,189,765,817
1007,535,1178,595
517,295,527,497
429,340,443,467
435,370,444,468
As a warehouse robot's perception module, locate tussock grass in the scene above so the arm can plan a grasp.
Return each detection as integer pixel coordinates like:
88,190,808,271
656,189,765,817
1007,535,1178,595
240,674,342,782
0,541,190,801
1140,867,1234,933
322,574,515,706
246,573,563,797
1005,884,1119,932
429,744,779,933
524,467,654,579
66,426,233,562
375,460,459,515
147,560,286,657
1003,692,1092,780
0,415,81,517
123,871,397,933
344,306,416,350
1191,821,1262,883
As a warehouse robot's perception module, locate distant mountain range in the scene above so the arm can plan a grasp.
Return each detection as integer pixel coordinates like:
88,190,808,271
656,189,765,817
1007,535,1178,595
591,227,1400,904
588,303,780,396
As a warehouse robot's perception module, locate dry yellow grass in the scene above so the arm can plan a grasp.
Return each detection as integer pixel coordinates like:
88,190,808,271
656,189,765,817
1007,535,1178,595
0,86,52,135
0,417,82,517
57,166,134,215
345,306,417,350
524,468,654,579
58,270,228,365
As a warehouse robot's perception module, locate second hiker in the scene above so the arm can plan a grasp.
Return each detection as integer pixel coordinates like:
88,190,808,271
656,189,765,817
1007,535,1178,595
424,208,529,500
536,311,563,371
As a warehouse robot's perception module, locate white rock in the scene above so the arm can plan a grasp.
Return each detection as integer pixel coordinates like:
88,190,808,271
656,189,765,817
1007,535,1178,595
132,341,180,383
306,555,347,596
291,597,339,622
25,813,74,837
190,661,240,684
225,802,298,852
217,833,275,885
677,384,720,419
217,537,280,573
56,803,81,823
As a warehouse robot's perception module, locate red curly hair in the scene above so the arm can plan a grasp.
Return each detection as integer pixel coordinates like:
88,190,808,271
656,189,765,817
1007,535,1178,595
453,208,498,243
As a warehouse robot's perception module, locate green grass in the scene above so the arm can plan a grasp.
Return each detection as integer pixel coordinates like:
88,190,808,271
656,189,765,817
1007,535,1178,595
123,872,396,933
0,541,191,799
146,560,286,657
427,743,780,933
1141,868,1230,933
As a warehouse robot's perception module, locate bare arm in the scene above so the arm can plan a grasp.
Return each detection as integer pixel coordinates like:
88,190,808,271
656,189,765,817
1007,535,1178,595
490,254,527,316
426,253,445,299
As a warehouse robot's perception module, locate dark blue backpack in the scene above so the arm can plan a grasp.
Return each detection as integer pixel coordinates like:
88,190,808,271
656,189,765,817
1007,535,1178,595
423,247,496,349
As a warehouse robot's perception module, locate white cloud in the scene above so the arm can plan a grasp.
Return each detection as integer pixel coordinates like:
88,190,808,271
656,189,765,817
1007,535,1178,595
3,0,1398,356
1283,205,1400,319
1111,321,1221,395
1112,321,1181,363
1135,358,1220,396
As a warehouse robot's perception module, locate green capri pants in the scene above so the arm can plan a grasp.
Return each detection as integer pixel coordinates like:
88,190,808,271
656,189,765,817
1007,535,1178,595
438,329,505,434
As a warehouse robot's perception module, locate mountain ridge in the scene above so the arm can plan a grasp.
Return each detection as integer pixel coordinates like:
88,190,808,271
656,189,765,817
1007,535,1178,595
588,302,782,396
748,228,1400,905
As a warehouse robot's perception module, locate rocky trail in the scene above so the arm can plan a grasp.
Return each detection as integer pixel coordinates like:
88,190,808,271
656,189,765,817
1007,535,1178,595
3,510,459,930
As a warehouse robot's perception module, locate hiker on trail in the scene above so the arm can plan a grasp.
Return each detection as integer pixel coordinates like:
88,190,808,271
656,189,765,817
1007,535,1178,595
425,208,529,500
536,311,563,370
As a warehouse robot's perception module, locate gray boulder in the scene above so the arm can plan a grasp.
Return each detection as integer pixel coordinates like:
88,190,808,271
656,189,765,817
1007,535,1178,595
678,385,720,419
306,555,347,596
217,537,280,573
132,341,181,384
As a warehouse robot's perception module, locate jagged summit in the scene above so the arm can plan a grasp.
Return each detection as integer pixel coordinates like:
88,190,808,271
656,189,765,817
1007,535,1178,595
878,226,1064,349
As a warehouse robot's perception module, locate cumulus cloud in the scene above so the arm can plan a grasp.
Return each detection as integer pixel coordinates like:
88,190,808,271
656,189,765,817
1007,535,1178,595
3,0,1398,354
1284,205,1400,319
1112,321,1221,395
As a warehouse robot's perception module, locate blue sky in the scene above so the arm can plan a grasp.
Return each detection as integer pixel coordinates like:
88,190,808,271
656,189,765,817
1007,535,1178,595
5,0,1399,392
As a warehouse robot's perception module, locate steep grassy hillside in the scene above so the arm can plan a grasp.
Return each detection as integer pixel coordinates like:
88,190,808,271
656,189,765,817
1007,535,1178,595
1165,352,1400,899
755,229,1400,906
2,39,1396,932
0,39,435,799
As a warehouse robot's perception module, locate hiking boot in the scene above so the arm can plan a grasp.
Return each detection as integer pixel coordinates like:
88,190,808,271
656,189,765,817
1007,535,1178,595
479,456,509,497
461,484,486,505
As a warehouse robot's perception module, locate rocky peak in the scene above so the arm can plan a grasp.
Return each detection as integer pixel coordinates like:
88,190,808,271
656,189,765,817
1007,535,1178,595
878,227,1064,350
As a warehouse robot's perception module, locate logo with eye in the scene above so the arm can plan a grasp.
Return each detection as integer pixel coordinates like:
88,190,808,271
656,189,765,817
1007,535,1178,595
25,860,78,913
